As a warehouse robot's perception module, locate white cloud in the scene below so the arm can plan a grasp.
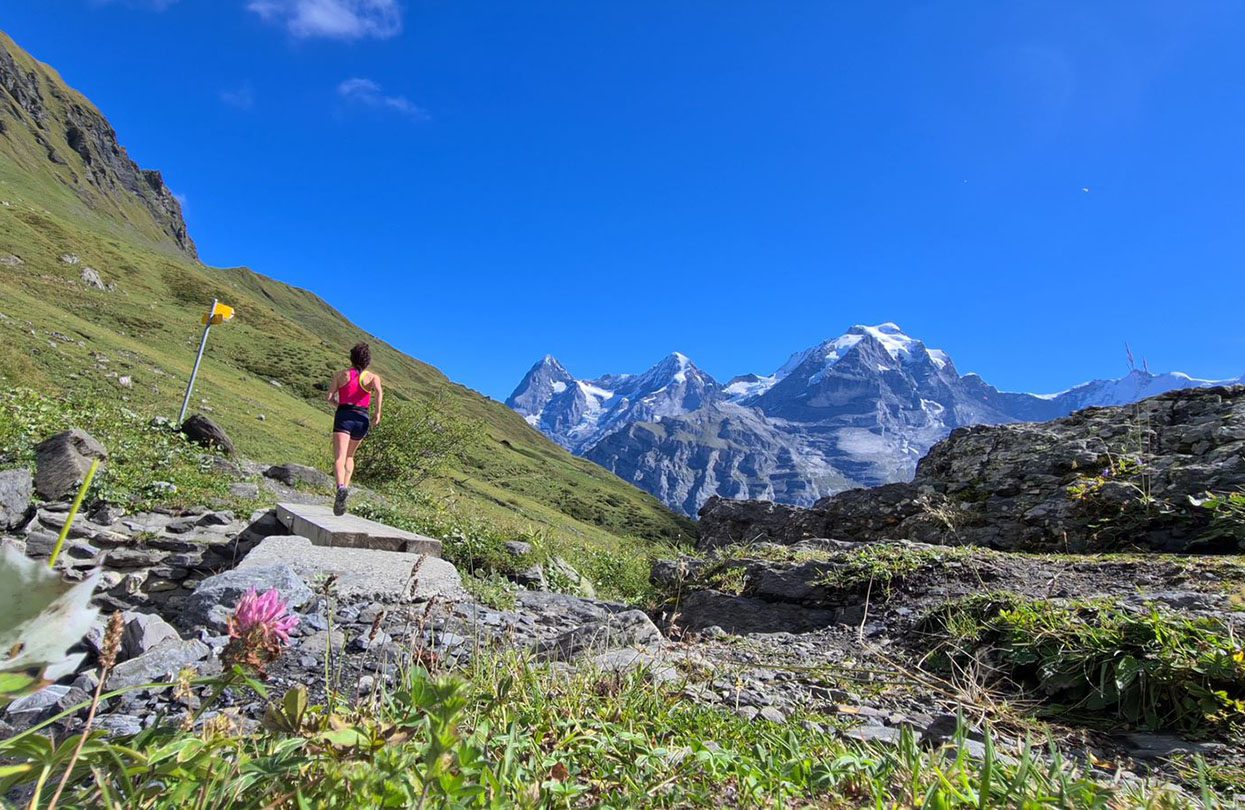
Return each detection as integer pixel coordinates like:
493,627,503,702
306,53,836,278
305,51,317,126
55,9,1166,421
172,191,188,210
220,81,256,110
337,77,427,120
247,0,401,41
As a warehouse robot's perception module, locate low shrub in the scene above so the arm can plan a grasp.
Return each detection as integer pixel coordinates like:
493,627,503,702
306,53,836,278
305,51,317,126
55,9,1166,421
923,593,1245,732
353,397,480,490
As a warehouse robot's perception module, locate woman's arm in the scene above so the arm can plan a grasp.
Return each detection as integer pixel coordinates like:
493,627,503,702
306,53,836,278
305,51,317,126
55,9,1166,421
371,375,384,426
327,370,343,403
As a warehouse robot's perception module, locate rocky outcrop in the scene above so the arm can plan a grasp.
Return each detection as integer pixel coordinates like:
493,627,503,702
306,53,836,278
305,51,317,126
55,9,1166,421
263,463,332,490
180,414,235,456
0,469,33,529
699,386,1245,553
0,32,195,257
33,429,108,500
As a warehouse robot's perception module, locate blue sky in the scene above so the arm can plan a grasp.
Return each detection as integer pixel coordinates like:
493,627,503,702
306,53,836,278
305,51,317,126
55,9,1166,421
5,2,1244,400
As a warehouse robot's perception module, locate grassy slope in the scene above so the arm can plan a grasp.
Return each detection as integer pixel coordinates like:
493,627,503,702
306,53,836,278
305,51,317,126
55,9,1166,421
0,30,694,553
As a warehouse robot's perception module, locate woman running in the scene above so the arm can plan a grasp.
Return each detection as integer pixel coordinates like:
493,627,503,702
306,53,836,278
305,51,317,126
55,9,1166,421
328,342,383,515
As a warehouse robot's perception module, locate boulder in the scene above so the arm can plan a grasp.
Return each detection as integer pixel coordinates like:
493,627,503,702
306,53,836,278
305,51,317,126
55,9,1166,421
33,429,107,501
698,386,1245,554
0,468,32,529
516,591,625,626
181,414,235,456
550,557,596,598
535,609,663,662
228,483,260,500
107,639,210,690
80,266,107,290
263,463,331,489
671,590,839,635
121,612,181,660
4,686,72,729
183,564,313,632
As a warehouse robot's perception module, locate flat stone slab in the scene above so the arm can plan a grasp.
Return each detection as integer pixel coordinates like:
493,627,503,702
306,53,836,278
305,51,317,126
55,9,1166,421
239,536,463,602
275,503,442,556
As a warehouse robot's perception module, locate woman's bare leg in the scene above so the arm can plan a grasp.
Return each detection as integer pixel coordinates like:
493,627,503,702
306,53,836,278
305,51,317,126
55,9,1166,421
331,431,351,488
344,438,363,487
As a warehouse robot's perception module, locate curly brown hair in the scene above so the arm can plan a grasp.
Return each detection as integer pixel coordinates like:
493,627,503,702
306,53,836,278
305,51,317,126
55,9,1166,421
349,342,371,371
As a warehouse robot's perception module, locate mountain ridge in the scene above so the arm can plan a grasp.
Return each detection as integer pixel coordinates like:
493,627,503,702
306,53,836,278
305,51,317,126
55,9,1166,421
509,324,1242,515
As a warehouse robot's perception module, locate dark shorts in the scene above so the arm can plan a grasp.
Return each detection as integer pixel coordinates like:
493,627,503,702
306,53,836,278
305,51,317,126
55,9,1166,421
333,405,371,441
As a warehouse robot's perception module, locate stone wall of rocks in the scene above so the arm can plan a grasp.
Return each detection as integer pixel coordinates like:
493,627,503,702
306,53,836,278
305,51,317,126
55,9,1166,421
699,386,1245,553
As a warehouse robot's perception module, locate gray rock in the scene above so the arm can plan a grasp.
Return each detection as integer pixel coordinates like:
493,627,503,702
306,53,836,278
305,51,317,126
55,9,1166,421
107,639,210,690
33,429,108,500
229,482,260,500
181,414,235,456
198,511,234,527
511,563,547,590
94,714,144,737
5,686,72,726
121,612,181,660
183,564,313,631
88,504,125,526
651,557,706,589
72,672,100,694
54,686,92,716
104,548,169,568
0,468,32,529
587,649,679,683
80,266,107,289
536,609,663,662
758,706,787,723
236,535,463,602
672,590,838,635
503,540,533,557
1121,732,1222,760
549,557,596,598
516,591,623,625
844,724,903,745
299,629,346,657
166,517,199,534
263,463,332,490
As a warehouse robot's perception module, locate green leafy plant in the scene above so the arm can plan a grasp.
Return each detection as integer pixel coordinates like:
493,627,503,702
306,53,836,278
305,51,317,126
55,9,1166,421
354,397,481,490
1192,490,1245,549
923,593,1245,732
0,545,99,707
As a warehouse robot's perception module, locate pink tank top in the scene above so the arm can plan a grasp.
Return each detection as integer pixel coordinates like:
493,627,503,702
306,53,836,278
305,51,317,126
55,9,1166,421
337,368,372,408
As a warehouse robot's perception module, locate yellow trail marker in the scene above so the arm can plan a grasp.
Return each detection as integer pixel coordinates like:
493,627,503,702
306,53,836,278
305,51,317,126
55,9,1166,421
180,299,235,424
201,302,235,325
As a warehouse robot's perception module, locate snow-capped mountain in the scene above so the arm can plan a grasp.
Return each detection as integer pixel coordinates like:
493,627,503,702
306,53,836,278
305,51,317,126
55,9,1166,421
506,352,720,453
508,324,1242,516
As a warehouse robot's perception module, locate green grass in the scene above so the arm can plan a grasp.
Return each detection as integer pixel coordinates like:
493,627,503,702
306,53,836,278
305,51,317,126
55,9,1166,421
921,592,1245,733
678,541,976,602
0,387,258,514
3,649,1225,809
0,30,694,574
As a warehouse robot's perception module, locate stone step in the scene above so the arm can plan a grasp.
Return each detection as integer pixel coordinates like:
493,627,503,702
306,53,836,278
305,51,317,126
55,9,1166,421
239,536,462,602
274,503,442,556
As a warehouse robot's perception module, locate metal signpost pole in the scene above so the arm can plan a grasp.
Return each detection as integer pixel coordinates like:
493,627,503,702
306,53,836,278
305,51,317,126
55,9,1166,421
178,298,216,425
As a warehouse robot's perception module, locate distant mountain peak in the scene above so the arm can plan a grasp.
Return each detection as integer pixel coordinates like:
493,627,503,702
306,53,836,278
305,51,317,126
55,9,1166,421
510,324,1236,516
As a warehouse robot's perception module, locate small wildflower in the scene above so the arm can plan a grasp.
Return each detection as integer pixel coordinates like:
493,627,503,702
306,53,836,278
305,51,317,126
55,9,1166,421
221,588,298,677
